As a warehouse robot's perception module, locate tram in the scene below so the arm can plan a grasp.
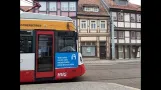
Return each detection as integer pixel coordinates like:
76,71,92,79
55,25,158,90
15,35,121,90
20,12,86,83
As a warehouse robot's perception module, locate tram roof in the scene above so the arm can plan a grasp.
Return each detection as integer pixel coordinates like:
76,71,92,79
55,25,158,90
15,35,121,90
20,12,73,21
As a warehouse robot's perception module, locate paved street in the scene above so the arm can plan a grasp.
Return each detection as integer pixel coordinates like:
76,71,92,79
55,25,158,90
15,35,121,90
77,60,141,89
20,60,141,90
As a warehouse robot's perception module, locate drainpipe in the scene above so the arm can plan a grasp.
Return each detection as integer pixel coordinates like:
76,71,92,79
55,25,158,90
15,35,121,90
101,0,115,60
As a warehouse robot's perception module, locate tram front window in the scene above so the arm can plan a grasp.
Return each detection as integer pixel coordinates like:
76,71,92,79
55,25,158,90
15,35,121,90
55,31,77,52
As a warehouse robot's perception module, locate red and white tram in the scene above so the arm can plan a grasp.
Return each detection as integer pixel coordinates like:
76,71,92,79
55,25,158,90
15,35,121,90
20,12,86,83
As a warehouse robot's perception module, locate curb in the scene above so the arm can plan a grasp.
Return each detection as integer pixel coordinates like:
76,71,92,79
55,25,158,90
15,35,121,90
84,60,140,64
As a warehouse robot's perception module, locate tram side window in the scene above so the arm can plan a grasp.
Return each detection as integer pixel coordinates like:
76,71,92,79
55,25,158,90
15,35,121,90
20,30,33,53
20,36,33,53
56,31,76,52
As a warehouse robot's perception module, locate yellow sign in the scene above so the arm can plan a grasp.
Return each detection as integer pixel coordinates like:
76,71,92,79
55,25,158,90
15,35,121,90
20,19,75,31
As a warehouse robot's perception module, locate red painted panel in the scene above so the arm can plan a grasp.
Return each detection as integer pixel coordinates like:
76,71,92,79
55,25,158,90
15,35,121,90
55,64,86,80
80,64,86,75
36,72,54,78
20,70,34,83
36,31,55,78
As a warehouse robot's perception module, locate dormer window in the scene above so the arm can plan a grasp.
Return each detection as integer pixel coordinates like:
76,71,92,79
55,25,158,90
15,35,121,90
114,0,128,6
84,7,99,12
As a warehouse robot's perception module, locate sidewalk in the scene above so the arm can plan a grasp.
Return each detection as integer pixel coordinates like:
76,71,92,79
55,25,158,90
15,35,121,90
83,58,140,65
20,81,140,90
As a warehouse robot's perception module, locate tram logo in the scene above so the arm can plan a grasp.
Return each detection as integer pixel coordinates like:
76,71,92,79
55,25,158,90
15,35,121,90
71,54,76,60
57,72,67,77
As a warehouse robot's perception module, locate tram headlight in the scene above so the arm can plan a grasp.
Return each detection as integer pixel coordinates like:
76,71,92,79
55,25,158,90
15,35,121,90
80,57,82,63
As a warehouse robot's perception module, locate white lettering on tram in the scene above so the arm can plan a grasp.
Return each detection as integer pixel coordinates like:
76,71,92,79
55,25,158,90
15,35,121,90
57,72,67,77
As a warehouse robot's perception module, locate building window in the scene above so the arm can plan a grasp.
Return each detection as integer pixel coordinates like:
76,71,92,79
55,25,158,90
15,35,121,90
49,2,57,11
69,2,76,11
82,46,96,56
124,13,130,22
84,7,89,11
73,20,76,27
136,32,141,39
94,7,99,12
81,42,96,57
80,20,87,29
114,31,117,38
115,0,128,5
39,2,46,11
61,2,68,11
118,46,124,59
131,31,136,39
130,14,136,22
81,42,86,46
90,20,97,29
84,7,99,12
100,20,106,29
118,31,124,39
137,14,141,22
112,12,117,21
118,12,124,21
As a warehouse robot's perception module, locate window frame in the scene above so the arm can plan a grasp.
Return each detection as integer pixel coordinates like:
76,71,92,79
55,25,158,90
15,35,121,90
112,12,117,21
39,1,47,11
136,32,141,40
100,20,107,29
80,20,87,29
130,13,136,23
131,31,136,39
61,2,69,11
118,31,124,39
93,7,99,12
124,13,130,22
73,19,76,27
137,14,141,22
55,31,77,52
114,31,117,39
118,12,124,21
90,20,97,29
69,2,76,11
20,30,33,53
49,2,57,11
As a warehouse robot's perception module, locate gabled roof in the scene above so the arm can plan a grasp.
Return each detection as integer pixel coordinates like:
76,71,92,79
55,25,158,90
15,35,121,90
20,6,33,12
20,12,73,21
78,0,109,16
104,0,141,11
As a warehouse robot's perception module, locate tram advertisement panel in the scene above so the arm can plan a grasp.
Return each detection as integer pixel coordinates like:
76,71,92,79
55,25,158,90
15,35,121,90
55,52,78,68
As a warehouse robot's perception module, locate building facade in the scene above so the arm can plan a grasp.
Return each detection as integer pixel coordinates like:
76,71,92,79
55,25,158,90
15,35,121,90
33,0,78,28
77,0,110,59
102,0,141,59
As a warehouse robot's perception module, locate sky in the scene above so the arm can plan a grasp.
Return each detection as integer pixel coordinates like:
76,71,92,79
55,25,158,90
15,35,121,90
20,0,141,6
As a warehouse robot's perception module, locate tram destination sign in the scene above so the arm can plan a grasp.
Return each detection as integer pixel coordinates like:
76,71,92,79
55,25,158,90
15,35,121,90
55,52,78,68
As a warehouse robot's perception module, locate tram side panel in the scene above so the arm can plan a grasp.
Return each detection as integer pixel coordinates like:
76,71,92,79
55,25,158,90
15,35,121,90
20,53,35,82
55,52,86,80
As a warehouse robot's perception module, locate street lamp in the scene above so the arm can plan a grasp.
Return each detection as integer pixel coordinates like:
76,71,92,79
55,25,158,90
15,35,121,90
110,14,115,60
101,0,115,60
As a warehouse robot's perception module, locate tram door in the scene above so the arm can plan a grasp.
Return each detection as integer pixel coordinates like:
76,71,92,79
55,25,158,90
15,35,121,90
35,31,55,79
